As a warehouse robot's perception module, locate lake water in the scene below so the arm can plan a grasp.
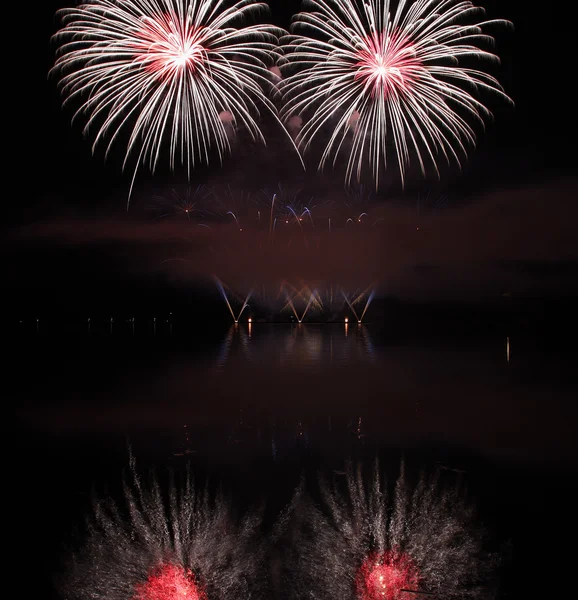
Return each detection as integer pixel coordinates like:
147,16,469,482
13,319,578,599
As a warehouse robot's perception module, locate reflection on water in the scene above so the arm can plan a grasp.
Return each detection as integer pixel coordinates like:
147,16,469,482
214,323,377,369
12,321,578,466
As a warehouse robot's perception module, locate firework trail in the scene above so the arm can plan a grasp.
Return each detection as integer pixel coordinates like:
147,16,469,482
275,460,497,600
279,0,513,187
51,0,287,203
60,454,266,600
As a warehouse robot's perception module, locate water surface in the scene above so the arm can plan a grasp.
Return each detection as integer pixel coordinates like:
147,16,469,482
14,321,577,466
13,320,577,600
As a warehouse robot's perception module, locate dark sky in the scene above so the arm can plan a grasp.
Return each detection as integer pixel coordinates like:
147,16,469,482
6,0,577,310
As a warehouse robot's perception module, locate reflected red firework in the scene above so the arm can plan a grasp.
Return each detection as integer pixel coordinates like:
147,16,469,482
133,564,206,600
357,551,420,600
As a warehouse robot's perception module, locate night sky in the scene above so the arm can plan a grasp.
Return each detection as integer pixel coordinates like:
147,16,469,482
6,0,578,316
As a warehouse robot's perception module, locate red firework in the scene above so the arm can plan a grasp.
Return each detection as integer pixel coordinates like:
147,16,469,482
356,551,420,600
133,13,207,81
133,564,206,600
354,32,420,99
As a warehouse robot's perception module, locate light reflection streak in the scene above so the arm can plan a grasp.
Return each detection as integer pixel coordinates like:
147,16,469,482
214,323,380,368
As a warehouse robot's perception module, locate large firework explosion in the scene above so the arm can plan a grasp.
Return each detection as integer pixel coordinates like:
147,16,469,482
60,455,266,600
274,460,497,600
51,0,286,198
279,0,513,187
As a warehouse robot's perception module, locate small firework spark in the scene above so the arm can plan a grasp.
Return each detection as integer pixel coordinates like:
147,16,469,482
148,185,213,219
275,460,496,600
60,454,265,600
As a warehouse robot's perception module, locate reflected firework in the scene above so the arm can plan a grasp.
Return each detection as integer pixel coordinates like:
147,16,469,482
60,455,265,600
134,564,206,600
357,551,419,600
276,460,496,600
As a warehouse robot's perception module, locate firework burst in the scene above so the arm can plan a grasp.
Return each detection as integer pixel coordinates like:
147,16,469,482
51,0,286,201
148,184,213,219
279,0,513,187
60,455,266,600
275,460,497,600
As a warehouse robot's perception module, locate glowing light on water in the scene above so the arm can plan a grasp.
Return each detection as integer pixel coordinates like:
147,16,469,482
356,551,419,600
133,564,206,600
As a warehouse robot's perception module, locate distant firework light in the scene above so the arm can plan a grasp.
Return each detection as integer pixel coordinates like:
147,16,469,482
279,0,513,187
60,456,265,600
276,461,497,600
51,0,285,199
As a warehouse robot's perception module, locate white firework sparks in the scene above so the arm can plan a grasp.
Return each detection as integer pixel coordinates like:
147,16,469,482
275,460,498,600
279,0,513,187
51,0,286,200
60,455,266,600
